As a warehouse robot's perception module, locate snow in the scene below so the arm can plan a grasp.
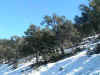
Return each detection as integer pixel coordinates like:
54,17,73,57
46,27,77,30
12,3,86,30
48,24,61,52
24,50,100,75
5,61,33,75
0,35,100,75
1,52,100,75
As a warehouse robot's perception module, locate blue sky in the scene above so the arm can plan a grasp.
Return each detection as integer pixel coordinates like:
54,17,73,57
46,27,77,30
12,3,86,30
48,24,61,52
0,0,88,39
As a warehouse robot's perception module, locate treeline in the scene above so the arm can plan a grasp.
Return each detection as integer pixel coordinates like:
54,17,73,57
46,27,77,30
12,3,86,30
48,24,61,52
0,0,100,67
0,15,80,65
0,36,23,63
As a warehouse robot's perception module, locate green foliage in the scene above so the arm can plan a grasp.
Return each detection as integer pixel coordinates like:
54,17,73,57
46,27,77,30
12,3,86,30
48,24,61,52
20,24,59,63
41,14,80,55
1,0,100,70
75,0,100,36
0,14,80,66
95,44,100,54
0,36,22,64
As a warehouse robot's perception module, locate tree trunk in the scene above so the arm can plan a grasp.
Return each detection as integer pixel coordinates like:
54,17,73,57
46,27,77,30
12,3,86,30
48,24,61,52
36,52,39,64
60,44,64,55
60,39,65,55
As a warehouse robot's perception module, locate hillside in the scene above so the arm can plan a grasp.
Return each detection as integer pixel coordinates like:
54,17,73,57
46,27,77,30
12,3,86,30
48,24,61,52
0,35,100,75
3,50,100,75
27,51,100,75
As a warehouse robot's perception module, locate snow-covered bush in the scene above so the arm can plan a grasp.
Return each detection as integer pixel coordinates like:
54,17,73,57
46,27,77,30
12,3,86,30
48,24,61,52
87,49,95,56
97,35,100,40
87,44,100,56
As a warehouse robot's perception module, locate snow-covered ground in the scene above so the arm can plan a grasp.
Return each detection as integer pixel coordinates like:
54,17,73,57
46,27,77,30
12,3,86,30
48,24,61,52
0,35,100,75
27,50,100,75
2,50,100,75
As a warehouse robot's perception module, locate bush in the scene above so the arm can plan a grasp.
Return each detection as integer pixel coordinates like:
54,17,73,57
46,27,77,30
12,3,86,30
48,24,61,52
95,44,100,54
97,35,100,39
87,44,100,56
75,47,81,53
87,49,95,56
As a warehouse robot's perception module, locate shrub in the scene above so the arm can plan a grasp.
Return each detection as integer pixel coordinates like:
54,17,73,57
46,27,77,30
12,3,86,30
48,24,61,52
75,47,81,53
87,48,95,56
97,35,100,40
95,44,100,54
87,44,100,56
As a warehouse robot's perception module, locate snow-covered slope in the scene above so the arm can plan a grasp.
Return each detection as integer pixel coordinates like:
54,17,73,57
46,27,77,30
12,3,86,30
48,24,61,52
27,51,100,75
1,49,100,75
2,46,100,75
1,35,100,75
